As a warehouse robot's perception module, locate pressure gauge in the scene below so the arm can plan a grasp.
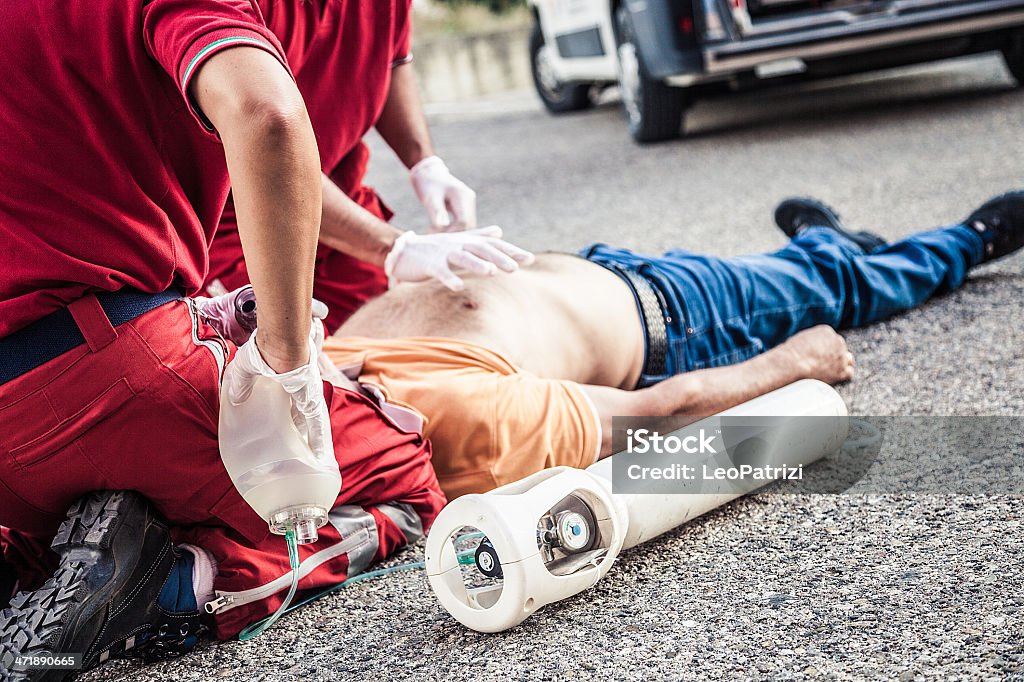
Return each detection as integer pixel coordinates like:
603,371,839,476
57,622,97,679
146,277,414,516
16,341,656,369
555,511,592,552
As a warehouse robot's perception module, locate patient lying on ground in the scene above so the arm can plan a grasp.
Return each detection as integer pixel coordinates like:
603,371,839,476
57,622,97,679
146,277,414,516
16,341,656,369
323,194,1023,498
324,254,850,498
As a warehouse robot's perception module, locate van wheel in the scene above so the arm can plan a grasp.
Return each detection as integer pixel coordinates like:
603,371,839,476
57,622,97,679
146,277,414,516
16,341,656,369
1002,28,1024,84
530,23,594,113
614,5,688,143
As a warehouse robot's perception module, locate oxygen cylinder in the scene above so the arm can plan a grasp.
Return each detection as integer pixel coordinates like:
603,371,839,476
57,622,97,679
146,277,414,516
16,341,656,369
588,377,849,549
425,379,848,632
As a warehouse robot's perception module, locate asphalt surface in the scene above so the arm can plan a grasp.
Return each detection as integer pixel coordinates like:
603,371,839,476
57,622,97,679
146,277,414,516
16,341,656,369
84,53,1024,681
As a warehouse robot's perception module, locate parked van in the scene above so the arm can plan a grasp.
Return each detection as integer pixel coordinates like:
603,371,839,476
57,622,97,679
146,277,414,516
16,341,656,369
529,0,1024,141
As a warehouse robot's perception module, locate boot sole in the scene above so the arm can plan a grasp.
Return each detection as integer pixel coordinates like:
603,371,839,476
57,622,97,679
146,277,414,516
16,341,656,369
0,491,152,681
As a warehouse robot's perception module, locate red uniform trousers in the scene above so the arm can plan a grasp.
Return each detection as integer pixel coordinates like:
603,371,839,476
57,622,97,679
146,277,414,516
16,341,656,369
206,186,391,333
0,295,445,639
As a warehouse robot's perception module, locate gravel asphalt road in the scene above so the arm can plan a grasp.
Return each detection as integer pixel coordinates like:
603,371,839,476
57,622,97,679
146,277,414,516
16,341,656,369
83,52,1024,681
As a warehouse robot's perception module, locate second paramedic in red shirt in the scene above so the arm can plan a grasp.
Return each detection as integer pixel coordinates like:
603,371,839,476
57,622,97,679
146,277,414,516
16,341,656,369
205,0,530,331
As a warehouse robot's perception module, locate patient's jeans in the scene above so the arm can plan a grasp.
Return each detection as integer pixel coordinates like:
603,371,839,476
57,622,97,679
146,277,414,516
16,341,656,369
583,224,985,387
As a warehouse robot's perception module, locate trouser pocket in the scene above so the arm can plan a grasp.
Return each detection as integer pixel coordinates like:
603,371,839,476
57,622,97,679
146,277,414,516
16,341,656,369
0,324,162,533
4,378,136,469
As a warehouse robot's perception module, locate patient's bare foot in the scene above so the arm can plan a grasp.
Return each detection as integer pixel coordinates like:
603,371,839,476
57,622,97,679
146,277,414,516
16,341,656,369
780,325,855,384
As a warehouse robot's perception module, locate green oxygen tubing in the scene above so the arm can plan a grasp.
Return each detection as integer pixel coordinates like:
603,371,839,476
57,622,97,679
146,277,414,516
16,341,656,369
238,528,302,641
237,533,485,639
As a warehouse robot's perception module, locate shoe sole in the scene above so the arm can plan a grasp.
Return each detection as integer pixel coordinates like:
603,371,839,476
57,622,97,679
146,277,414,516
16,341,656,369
0,491,150,682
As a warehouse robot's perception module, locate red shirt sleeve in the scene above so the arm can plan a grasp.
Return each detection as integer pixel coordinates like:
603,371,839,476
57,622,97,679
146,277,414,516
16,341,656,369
392,1,413,66
142,0,291,133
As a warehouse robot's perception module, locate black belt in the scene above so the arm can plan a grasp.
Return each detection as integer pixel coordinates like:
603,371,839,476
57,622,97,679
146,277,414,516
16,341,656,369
609,266,669,382
0,288,183,385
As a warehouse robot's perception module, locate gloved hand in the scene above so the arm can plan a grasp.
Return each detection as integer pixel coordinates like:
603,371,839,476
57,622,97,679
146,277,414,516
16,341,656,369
195,286,329,346
409,156,477,232
224,321,334,463
384,225,535,291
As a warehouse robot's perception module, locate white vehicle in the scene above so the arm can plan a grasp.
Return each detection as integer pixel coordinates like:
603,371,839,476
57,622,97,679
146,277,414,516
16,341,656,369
528,0,1024,142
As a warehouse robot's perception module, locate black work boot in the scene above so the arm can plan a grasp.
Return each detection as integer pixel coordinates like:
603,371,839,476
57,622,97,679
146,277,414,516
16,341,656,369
963,191,1024,262
774,197,888,252
0,491,205,681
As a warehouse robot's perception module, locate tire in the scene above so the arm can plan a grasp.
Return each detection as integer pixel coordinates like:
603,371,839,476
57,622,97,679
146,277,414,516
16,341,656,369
614,5,688,143
529,22,594,113
1002,28,1024,85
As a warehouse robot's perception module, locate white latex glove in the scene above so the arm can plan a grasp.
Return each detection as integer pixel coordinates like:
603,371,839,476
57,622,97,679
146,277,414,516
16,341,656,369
224,321,334,463
194,286,329,346
409,156,477,233
384,225,535,291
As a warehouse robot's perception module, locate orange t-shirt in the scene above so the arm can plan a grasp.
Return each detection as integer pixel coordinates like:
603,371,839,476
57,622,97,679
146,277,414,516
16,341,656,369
322,337,602,499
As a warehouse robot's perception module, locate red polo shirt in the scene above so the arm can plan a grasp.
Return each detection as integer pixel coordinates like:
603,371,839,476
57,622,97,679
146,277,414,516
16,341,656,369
206,0,411,329
266,0,412,197
0,0,289,337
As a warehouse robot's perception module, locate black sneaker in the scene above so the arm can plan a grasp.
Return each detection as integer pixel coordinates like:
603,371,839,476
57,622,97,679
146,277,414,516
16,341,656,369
0,491,204,681
774,197,888,252
963,191,1024,262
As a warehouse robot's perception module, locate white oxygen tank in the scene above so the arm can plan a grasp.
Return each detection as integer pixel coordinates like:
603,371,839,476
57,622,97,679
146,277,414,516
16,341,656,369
218,376,341,544
588,378,848,549
425,380,848,632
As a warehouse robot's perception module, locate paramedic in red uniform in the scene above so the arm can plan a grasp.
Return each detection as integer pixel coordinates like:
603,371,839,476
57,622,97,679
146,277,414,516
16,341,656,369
0,1,534,677
205,1,516,331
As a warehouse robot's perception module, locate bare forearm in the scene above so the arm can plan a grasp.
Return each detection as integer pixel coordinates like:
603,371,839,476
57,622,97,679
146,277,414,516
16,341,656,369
375,63,434,169
582,325,854,458
584,347,802,457
194,48,321,368
223,116,321,364
652,324,855,417
318,174,402,266
653,347,804,417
